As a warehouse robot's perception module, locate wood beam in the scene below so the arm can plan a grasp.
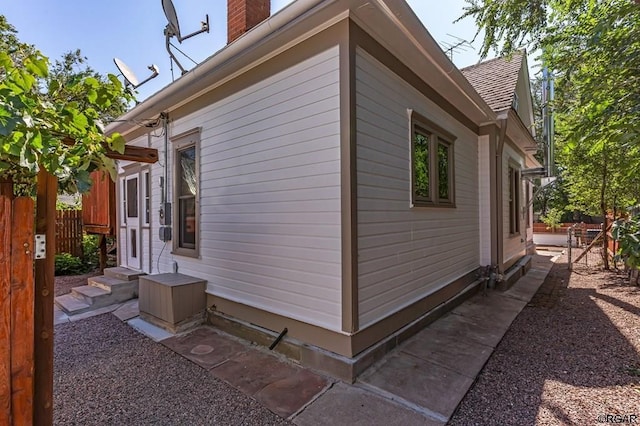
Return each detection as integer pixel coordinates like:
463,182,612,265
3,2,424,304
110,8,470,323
105,145,158,164
62,137,158,164
34,168,57,425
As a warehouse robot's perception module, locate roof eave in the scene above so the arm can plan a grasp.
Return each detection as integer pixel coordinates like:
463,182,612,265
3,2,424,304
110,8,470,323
106,0,332,138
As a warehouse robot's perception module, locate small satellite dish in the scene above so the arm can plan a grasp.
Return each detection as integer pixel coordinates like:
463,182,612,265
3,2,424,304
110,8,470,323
162,0,181,40
162,0,210,75
113,58,160,89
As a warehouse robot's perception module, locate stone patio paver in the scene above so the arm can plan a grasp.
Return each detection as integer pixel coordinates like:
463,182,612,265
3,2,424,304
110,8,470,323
162,326,247,369
359,351,473,420
293,382,442,426
401,327,493,378
210,349,301,395
254,368,329,418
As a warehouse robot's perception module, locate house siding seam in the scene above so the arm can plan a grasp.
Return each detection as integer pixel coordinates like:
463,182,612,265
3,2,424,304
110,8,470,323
147,46,343,331
478,134,492,266
503,142,526,264
355,48,480,329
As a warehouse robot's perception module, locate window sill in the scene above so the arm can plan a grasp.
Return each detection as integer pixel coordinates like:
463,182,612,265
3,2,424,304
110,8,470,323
171,248,199,259
411,201,456,209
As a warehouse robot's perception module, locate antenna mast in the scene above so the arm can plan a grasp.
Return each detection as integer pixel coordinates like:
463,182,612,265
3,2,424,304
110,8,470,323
162,0,210,76
440,34,473,62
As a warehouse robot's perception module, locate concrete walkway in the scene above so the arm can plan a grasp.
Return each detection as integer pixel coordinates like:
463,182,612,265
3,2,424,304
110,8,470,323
55,252,556,424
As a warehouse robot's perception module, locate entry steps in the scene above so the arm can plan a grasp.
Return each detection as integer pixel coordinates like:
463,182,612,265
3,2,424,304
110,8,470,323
54,267,145,315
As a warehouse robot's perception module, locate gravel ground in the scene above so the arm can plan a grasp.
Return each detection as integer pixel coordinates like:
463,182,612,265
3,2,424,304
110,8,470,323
450,254,640,425
54,314,290,425
54,271,100,296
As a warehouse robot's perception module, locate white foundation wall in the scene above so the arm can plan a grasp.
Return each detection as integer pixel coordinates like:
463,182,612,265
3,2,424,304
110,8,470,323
355,49,481,329
147,46,343,331
503,142,526,265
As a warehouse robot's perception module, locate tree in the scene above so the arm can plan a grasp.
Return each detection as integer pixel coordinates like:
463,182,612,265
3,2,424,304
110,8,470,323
47,49,130,123
0,15,130,195
461,0,640,268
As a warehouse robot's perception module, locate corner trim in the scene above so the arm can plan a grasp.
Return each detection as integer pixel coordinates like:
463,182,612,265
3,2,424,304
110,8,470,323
340,19,359,333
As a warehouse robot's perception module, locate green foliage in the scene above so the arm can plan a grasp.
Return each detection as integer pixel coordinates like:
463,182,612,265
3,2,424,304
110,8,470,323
414,132,429,198
612,216,640,269
541,207,564,230
461,0,640,223
55,200,80,210
0,15,132,195
54,234,101,275
82,234,100,270
54,253,85,276
458,0,549,58
56,194,81,210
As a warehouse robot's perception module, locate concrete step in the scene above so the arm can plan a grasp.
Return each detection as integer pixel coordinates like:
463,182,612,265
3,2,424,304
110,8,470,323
88,275,139,299
71,285,111,306
55,270,142,317
54,294,91,315
104,267,146,282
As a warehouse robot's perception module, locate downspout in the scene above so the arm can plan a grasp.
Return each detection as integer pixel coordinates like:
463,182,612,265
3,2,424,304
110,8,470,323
161,112,169,207
496,118,508,275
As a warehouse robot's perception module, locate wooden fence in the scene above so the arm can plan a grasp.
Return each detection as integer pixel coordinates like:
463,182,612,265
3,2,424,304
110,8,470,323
1,182,35,425
533,222,603,234
1,171,57,424
55,210,82,257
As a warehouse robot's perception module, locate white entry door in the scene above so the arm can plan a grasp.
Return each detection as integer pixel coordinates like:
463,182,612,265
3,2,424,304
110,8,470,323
124,174,141,270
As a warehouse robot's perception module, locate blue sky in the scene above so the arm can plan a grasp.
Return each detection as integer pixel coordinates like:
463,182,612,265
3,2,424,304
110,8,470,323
3,0,497,101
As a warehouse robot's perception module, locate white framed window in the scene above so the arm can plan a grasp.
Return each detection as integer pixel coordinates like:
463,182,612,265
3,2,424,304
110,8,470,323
143,169,150,227
508,163,521,235
172,128,200,257
120,176,127,227
410,111,456,207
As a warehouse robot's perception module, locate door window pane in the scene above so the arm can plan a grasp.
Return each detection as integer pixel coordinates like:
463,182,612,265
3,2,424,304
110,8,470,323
126,177,138,218
179,197,196,248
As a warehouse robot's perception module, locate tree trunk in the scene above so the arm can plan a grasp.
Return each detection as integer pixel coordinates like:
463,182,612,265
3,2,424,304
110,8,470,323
601,148,610,270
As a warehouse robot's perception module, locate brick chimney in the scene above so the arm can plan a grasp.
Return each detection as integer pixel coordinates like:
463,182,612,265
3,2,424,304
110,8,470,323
227,0,271,44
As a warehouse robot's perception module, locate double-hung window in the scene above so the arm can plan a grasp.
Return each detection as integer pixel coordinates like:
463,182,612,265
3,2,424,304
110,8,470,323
508,163,521,235
172,128,200,257
410,112,455,207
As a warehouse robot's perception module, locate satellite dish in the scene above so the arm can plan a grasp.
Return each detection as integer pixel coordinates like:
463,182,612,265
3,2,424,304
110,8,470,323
162,0,210,75
114,57,140,87
162,0,181,40
113,58,160,89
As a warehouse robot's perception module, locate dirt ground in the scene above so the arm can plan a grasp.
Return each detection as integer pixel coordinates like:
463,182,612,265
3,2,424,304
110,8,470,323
54,253,640,424
450,253,640,425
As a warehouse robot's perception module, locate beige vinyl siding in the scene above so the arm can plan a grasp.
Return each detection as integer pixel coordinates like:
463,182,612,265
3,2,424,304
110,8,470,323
503,142,526,264
147,46,343,331
355,48,480,329
478,134,492,265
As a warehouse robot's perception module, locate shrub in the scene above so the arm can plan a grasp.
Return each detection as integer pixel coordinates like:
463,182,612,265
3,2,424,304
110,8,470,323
612,216,640,269
54,253,85,276
541,208,564,231
83,234,100,270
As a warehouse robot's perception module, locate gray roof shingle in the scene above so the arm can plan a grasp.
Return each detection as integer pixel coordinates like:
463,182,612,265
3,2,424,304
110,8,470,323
461,51,524,113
